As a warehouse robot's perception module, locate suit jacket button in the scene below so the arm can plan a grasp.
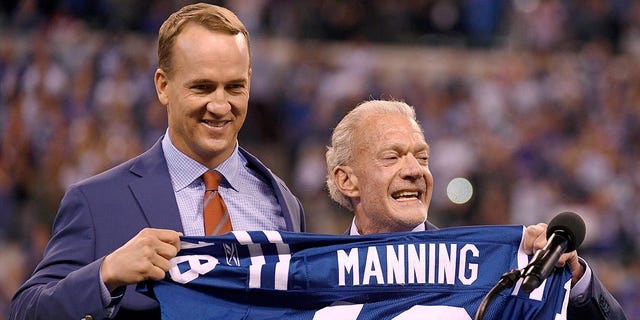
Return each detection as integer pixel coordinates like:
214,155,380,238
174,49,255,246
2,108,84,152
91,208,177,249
82,315,93,320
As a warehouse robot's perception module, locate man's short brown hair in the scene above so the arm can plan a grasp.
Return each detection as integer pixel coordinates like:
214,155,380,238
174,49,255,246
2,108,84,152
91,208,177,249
157,3,250,76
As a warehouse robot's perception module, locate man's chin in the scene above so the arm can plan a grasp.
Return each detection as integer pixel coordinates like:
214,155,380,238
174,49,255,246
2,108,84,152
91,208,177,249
192,140,235,164
393,209,428,229
392,201,427,214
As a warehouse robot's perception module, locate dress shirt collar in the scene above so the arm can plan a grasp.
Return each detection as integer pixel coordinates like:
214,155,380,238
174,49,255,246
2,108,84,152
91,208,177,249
349,218,426,235
162,130,241,191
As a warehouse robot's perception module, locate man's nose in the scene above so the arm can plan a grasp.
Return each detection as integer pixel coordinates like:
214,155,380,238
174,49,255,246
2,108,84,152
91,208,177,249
206,89,231,115
400,154,423,178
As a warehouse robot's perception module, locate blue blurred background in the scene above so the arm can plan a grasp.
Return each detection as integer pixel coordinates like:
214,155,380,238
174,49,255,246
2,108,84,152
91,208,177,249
1,0,639,318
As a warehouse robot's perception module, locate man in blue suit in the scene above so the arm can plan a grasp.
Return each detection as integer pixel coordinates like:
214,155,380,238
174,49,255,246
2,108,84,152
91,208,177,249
10,4,304,319
325,99,627,319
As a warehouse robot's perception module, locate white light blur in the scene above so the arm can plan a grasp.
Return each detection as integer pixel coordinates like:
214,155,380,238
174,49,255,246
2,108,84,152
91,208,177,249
447,177,473,204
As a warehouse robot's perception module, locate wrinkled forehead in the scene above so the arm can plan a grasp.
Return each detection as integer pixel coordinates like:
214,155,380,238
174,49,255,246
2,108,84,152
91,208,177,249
355,113,428,149
363,113,423,134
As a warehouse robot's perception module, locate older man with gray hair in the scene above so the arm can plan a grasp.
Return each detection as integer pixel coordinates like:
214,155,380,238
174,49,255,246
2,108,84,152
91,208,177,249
325,99,626,319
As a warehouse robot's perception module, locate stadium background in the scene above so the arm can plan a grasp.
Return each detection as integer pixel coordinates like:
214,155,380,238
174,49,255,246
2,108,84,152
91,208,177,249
0,0,638,318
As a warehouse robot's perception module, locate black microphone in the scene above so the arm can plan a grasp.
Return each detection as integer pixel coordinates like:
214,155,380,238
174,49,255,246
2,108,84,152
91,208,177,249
521,211,586,293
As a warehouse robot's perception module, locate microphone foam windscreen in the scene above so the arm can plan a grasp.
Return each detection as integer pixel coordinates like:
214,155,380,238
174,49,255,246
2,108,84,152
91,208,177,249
547,211,586,252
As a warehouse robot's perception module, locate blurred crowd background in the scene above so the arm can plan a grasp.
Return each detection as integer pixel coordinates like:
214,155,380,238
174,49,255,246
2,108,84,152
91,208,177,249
1,0,639,318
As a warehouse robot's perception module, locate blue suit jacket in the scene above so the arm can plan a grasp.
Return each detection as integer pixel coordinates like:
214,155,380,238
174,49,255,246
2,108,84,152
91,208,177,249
10,139,305,320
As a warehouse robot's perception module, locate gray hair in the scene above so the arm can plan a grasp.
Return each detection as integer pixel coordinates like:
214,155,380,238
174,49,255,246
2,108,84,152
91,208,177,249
325,99,420,210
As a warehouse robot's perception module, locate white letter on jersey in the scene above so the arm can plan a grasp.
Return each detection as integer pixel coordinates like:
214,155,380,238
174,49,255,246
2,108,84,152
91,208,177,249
387,245,405,284
338,248,360,286
438,243,457,285
363,246,384,285
407,243,426,284
458,244,479,285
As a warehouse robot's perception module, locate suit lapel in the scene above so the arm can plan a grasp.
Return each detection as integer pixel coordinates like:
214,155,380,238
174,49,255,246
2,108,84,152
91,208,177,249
425,221,438,230
239,147,302,232
128,139,184,232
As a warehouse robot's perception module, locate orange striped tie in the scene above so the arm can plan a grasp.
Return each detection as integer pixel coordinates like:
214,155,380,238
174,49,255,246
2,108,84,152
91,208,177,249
203,171,232,235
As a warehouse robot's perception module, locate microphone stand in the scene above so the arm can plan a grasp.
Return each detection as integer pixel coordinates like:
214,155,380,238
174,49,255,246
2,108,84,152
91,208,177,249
474,268,523,320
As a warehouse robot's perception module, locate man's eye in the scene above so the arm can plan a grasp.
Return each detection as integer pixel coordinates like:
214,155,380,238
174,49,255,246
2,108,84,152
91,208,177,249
228,84,246,92
417,155,429,163
192,84,211,92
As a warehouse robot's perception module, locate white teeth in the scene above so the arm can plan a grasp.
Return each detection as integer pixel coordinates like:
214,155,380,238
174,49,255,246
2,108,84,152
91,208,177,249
392,191,419,199
204,120,226,127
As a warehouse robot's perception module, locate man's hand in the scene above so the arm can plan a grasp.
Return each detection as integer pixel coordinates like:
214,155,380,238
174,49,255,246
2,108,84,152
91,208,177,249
100,228,182,292
523,223,585,286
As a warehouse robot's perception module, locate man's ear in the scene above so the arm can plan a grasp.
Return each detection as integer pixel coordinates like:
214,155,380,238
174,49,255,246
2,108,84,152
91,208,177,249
333,165,359,198
154,68,169,105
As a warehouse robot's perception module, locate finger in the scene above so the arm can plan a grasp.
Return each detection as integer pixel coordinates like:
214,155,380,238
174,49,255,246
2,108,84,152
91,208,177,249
533,231,548,252
155,241,180,260
567,252,581,271
555,250,585,286
523,223,546,254
143,228,182,243
566,252,585,285
150,254,173,272
136,228,181,254
557,250,580,267
556,252,571,267
148,264,170,281
153,229,183,249
132,251,171,279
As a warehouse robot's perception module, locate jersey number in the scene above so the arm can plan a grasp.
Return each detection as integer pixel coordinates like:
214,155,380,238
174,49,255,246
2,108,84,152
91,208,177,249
312,302,472,320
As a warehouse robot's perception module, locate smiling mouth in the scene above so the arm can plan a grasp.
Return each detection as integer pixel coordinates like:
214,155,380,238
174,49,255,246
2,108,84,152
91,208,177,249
392,191,422,201
202,120,230,128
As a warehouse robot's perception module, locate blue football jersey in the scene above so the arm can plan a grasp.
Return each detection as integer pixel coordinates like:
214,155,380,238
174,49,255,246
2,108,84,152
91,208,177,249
148,225,572,320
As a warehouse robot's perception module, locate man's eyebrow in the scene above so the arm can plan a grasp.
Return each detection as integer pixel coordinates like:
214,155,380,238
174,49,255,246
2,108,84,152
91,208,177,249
185,78,247,86
227,78,248,85
185,79,214,87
